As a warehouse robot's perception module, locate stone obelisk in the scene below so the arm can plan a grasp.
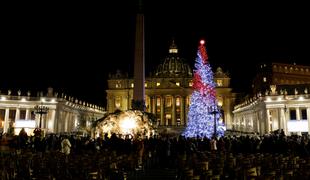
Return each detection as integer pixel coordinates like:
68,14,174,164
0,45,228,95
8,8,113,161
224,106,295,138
132,0,145,111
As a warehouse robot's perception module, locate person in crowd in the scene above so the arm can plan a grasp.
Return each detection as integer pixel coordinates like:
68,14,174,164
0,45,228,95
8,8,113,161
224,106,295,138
19,128,28,149
61,135,72,156
210,136,217,151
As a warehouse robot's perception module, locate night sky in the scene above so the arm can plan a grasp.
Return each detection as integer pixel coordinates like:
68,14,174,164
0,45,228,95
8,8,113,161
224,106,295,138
2,1,309,107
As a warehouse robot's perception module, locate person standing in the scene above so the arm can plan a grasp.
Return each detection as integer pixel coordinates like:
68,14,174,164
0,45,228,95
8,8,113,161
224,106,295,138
61,136,72,156
19,128,28,150
210,136,217,151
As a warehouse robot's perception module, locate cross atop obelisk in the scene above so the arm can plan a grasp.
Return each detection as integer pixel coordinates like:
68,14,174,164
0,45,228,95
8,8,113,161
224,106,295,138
132,0,145,111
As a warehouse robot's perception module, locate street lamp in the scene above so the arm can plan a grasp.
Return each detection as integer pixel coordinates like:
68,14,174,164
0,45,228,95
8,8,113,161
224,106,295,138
34,104,49,129
208,100,221,137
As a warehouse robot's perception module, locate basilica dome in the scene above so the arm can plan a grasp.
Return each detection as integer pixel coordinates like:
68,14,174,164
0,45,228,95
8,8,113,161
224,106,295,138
154,41,192,78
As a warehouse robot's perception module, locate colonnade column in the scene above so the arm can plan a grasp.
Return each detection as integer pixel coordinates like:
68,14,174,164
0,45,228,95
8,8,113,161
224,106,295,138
172,96,176,126
180,96,185,126
50,109,56,133
307,108,310,134
15,108,20,121
296,107,300,120
64,112,69,132
266,109,270,133
151,96,156,114
280,108,287,135
25,108,30,120
3,108,9,133
160,96,164,125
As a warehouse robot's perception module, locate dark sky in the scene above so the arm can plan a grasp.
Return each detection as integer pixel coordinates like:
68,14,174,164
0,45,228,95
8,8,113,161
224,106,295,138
2,1,309,107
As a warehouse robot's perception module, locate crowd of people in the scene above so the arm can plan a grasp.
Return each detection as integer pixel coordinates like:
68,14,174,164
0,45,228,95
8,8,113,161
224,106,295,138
0,129,310,179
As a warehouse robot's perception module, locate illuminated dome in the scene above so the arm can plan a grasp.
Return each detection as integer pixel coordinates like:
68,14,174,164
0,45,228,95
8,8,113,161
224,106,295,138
155,41,192,77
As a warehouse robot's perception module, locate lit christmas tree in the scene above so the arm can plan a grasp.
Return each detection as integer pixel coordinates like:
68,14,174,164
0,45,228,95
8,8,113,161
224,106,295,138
182,40,225,138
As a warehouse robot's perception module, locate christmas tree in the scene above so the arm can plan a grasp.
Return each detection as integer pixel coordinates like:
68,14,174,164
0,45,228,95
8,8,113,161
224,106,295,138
182,40,225,138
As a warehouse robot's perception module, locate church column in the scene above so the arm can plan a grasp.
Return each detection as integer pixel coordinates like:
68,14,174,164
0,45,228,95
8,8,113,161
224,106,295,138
64,112,69,132
160,95,165,125
126,92,130,110
68,112,72,132
49,109,56,133
57,111,62,133
296,107,300,120
285,108,290,134
151,96,156,114
256,111,260,133
60,111,65,132
107,96,114,113
280,108,286,135
185,96,189,126
41,111,46,129
3,108,10,133
171,96,176,126
15,108,20,121
225,98,231,129
277,108,281,130
307,108,310,134
296,107,301,135
266,109,270,133
180,96,185,126
70,113,74,132
25,108,30,120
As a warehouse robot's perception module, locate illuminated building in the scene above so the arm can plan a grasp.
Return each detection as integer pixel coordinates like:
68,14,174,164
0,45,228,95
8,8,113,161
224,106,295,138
106,41,236,133
253,62,310,95
233,63,310,135
0,87,106,135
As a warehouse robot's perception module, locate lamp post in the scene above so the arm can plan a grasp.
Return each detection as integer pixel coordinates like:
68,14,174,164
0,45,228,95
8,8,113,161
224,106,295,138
208,100,221,137
34,104,49,129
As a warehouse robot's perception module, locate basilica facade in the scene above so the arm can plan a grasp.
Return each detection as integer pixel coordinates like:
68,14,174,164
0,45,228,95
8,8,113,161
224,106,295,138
0,87,105,136
106,42,237,133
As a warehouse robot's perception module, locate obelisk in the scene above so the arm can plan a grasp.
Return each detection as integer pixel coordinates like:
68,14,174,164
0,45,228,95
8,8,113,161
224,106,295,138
132,0,145,111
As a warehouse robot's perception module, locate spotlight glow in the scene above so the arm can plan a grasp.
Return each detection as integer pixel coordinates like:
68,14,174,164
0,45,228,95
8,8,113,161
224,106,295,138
96,110,154,139
119,117,137,134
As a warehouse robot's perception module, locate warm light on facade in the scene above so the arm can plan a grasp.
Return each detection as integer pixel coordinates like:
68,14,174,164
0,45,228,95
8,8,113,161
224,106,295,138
169,48,178,53
156,82,160,86
176,97,180,106
176,82,180,86
156,97,161,106
217,80,223,87
218,100,223,107
298,96,305,101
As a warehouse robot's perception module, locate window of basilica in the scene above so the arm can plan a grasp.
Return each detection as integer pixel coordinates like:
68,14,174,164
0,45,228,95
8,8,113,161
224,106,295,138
165,96,172,107
176,97,180,106
217,79,223,87
156,97,161,106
